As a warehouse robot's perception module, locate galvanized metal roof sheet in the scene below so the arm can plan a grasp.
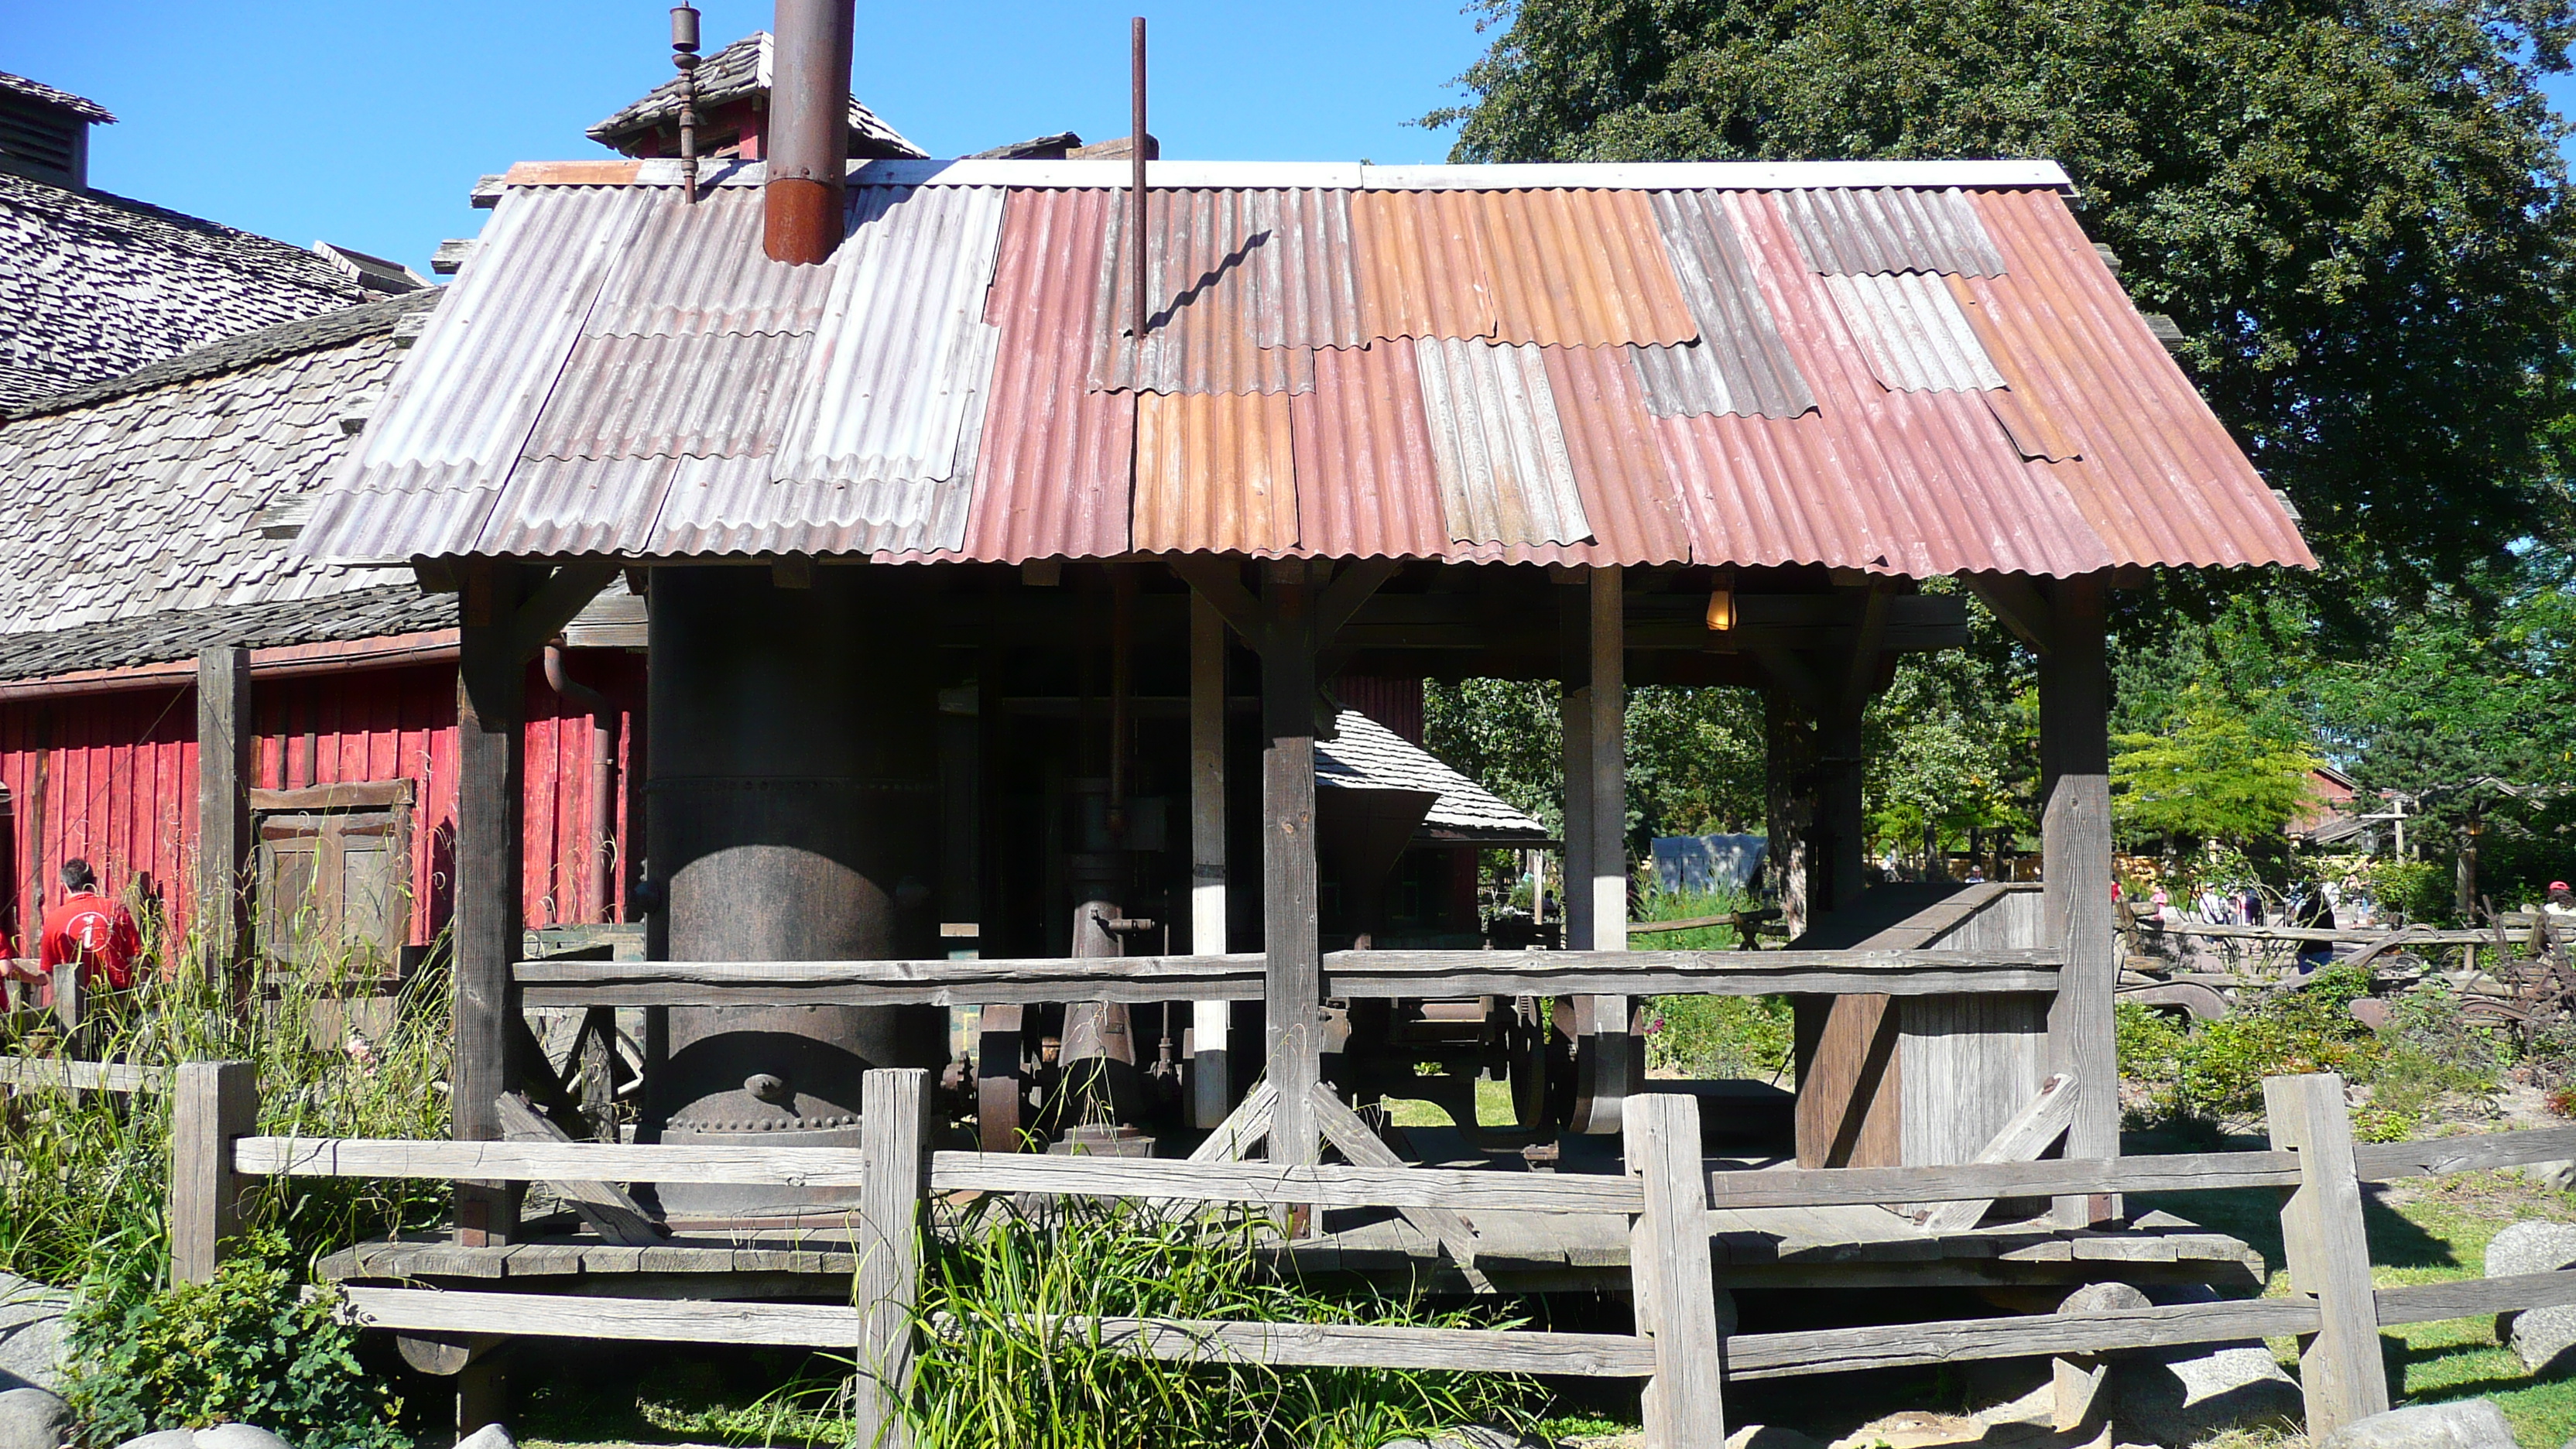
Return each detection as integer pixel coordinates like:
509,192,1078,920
1642,190,1814,419
1413,337,1591,547
522,329,808,461
775,184,1005,486
1823,270,2009,392
334,186,652,498
587,190,833,337
1090,189,1354,393
1783,187,2008,276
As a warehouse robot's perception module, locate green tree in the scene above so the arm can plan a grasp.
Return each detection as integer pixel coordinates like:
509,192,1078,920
2111,688,2322,848
1427,0,2576,605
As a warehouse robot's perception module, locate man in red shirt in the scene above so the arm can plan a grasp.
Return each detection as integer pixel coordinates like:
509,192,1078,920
33,859,142,992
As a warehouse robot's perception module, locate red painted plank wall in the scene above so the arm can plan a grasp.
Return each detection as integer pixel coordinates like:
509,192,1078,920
0,653,645,961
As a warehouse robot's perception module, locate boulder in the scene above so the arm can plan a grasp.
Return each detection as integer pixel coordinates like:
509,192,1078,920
2318,1399,2514,1449
2485,1220,2576,1370
111,1433,197,1449
455,1428,517,1449
192,1427,289,1449
2106,1340,2301,1445
0,1276,71,1395
2520,1160,2576,1193
1725,1429,1824,1449
0,1386,64,1449
1381,1429,1550,1449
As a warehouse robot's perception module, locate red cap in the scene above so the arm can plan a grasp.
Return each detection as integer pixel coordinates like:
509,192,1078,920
2552,881,2570,893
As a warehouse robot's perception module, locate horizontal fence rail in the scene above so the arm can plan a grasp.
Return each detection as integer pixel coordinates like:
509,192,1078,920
514,946,2062,1007
0,1056,166,1094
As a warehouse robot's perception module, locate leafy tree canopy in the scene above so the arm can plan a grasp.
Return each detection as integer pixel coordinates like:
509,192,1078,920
2111,688,2322,845
1429,0,2576,608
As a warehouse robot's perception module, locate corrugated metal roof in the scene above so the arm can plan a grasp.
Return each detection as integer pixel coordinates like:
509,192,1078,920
522,329,808,461
1642,190,1813,418
954,187,1133,561
1957,188,2307,570
587,190,833,337
1134,390,1298,555
1091,189,1353,393
775,185,1005,486
1290,342,1449,560
1476,190,1696,347
1783,187,2007,276
1823,271,2009,392
345,186,652,497
1413,337,1591,547
296,161,2310,578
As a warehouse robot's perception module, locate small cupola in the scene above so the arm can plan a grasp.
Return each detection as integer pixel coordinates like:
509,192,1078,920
585,31,923,165
0,71,113,190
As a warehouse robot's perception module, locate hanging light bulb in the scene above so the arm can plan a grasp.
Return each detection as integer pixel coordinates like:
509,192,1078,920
1704,571,1735,632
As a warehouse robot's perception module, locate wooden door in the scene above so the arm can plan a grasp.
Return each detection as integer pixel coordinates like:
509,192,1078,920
250,780,412,976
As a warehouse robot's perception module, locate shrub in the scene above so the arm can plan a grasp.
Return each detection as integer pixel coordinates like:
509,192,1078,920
1647,995,1793,1081
2119,967,2383,1126
64,1235,405,1449
2362,859,2451,926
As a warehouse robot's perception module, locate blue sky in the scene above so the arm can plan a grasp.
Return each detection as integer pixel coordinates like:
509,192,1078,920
14,5,2576,280
6,2,1495,276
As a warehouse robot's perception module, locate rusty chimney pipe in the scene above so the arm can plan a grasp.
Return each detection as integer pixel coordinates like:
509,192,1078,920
1130,17,1148,342
766,0,855,264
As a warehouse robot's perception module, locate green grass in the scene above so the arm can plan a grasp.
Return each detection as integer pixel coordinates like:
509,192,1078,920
1382,1077,1516,1130
2136,1170,2576,1447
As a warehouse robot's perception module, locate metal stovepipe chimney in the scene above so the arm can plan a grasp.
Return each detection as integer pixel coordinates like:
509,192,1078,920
765,0,854,263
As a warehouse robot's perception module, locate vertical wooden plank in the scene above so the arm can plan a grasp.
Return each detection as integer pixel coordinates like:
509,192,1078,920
1261,560,1321,1167
2039,575,2116,1224
454,563,526,1246
168,1059,259,1284
1589,565,1627,949
2264,1071,2389,1436
196,647,252,995
1625,1091,1726,1449
854,1067,933,1449
1189,593,1231,1129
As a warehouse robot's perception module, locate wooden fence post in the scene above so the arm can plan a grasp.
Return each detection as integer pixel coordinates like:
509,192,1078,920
2263,1071,2388,1437
1625,1092,1725,1449
169,1060,259,1284
855,1067,933,1449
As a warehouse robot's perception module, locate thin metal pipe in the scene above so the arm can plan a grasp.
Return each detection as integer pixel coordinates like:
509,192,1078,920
1131,15,1148,343
672,5,702,204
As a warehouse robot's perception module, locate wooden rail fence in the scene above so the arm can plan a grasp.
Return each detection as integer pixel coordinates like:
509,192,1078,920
156,1065,2576,1447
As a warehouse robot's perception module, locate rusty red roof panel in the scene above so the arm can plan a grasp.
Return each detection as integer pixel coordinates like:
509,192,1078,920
1290,342,1449,561
952,187,1133,562
1134,389,1299,555
1350,189,1499,342
1091,189,1353,393
1475,190,1696,347
1957,189,2312,570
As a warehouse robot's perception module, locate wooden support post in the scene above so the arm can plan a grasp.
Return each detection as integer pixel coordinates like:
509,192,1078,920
1190,592,1231,1129
855,1067,933,1449
2264,1071,2389,1437
169,1059,258,1284
1559,580,1595,951
1591,565,1628,948
2039,575,2117,1225
195,646,252,995
1762,690,1816,940
49,962,79,1046
1625,1091,1727,1449
1261,561,1321,1166
455,562,527,1247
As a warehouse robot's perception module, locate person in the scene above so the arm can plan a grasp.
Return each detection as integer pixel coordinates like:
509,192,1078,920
2546,882,2576,920
36,859,142,993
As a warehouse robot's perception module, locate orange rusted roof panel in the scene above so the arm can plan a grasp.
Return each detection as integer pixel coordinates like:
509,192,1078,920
1134,390,1299,555
1477,190,1696,347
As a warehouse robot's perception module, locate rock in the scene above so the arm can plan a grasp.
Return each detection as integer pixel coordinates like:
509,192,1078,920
1430,1430,1549,1449
454,1428,517,1449
2521,1160,2576,1192
2318,1399,2514,1449
0,1276,71,1395
0,1386,64,1449
111,1433,196,1449
1725,1428,1824,1449
192,1427,289,1449
2106,1338,2301,1446
2486,1220,2576,1370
